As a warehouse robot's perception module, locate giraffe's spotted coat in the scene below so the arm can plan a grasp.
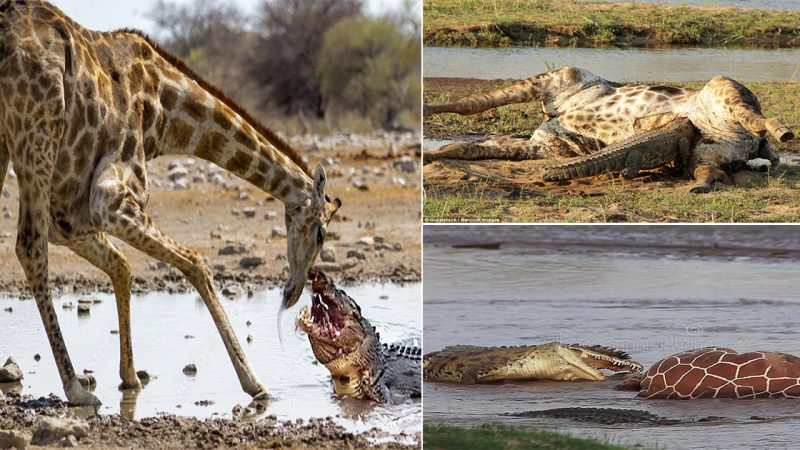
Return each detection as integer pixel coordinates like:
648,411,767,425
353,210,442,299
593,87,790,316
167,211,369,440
0,0,340,405
638,348,800,399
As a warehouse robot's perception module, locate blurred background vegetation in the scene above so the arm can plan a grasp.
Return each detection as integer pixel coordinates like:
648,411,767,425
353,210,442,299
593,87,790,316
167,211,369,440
148,0,421,134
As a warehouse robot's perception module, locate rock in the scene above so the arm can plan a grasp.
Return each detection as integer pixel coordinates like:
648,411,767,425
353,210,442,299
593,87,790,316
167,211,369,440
246,335,253,343
373,236,385,245
62,302,74,310
0,429,31,449
0,357,23,383
110,330,119,335
77,373,95,389
239,255,265,269
243,207,257,219
222,285,243,298
31,417,88,446
167,166,188,182
237,190,251,201
320,247,336,263
77,304,90,315
218,245,248,256
263,211,278,220
393,242,404,251
347,250,366,261
33,354,40,362
271,227,287,238
209,231,222,239
182,364,197,375
2,307,10,313
393,156,417,173
351,178,369,191
357,237,374,246
58,435,78,447
136,370,151,380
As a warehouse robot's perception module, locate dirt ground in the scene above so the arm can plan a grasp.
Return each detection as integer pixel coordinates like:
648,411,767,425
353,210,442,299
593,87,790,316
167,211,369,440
0,132,421,449
0,132,422,297
423,78,800,223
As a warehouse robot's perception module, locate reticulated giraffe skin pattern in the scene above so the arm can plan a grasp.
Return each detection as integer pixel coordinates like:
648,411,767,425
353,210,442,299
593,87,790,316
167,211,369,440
637,347,800,399
0,0,340,405
424,66,794,193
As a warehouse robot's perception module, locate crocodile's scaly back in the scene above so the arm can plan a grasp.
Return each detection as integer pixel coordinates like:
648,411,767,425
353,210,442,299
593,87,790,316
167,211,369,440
543,118,697,181
424,342,642,384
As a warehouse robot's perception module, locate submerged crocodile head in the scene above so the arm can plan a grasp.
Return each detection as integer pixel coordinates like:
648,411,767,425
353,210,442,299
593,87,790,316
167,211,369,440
297,270,381,399
567,344,644,374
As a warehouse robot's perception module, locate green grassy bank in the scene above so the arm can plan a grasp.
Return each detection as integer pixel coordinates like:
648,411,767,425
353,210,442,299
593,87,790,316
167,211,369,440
424,0,800,48
424,424,628,449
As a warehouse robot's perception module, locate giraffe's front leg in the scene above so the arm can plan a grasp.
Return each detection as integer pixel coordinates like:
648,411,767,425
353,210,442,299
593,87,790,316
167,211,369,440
66,233,141,390
13,168,100,406
97,188,269,400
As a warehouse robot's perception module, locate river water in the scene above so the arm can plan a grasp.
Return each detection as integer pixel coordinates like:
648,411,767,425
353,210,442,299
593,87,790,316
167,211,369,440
424,225,800,449
0,283,421,440
423,47,800,82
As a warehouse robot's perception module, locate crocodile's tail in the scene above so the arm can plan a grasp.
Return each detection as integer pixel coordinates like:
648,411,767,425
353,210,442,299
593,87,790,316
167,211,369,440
542,118,692,182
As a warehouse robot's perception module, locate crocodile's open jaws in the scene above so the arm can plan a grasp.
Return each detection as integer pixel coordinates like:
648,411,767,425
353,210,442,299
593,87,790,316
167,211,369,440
424,342,643,384
297,270,421,403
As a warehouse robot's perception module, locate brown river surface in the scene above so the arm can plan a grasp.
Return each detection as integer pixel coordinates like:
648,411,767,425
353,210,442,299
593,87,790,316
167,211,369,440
424,225,800,449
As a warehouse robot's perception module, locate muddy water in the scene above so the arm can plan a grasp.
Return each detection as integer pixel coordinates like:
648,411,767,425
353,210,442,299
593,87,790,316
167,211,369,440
424,226,800,450
0,283,421,439
423,47,800,82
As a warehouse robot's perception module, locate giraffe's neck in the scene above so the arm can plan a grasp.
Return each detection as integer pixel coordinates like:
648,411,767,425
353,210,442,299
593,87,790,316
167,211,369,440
156,76,312,210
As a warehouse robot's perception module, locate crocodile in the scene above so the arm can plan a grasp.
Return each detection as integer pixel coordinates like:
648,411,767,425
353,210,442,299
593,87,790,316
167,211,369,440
297,270,421,403
423,342,643,384
542,118,697,182
424,67,795,193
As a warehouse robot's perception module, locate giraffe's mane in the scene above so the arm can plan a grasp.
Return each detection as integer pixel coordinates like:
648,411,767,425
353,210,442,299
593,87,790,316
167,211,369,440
111,27,312,178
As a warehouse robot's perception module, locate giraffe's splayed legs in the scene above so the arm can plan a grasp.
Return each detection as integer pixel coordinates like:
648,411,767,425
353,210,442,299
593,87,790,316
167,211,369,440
90,167,269,400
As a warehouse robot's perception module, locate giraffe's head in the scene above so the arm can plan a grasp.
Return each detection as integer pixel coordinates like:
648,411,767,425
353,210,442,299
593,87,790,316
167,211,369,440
283,164,341,309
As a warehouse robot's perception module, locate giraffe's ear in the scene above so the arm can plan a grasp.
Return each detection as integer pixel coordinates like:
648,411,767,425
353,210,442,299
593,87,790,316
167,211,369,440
313,164,327,202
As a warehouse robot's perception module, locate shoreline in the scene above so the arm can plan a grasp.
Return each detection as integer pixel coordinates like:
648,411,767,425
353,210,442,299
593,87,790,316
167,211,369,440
424,1,800,49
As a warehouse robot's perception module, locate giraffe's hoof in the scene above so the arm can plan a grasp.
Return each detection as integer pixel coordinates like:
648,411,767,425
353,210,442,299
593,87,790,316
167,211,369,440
251,388,273,401
689,183,712,194
65,379,102,407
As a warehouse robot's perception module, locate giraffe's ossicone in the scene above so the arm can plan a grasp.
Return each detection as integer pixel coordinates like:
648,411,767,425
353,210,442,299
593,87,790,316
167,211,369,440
619,348,800,399
0,0,340,405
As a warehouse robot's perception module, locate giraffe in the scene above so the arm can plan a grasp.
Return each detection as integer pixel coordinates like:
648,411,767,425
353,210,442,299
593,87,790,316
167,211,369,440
424,67,793,193
0,0,341,406
617,348,800,399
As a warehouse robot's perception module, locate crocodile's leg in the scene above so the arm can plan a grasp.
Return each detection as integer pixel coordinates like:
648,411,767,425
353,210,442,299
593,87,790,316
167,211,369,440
690,164,727,193
677,136,693,175
621,151,643,179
